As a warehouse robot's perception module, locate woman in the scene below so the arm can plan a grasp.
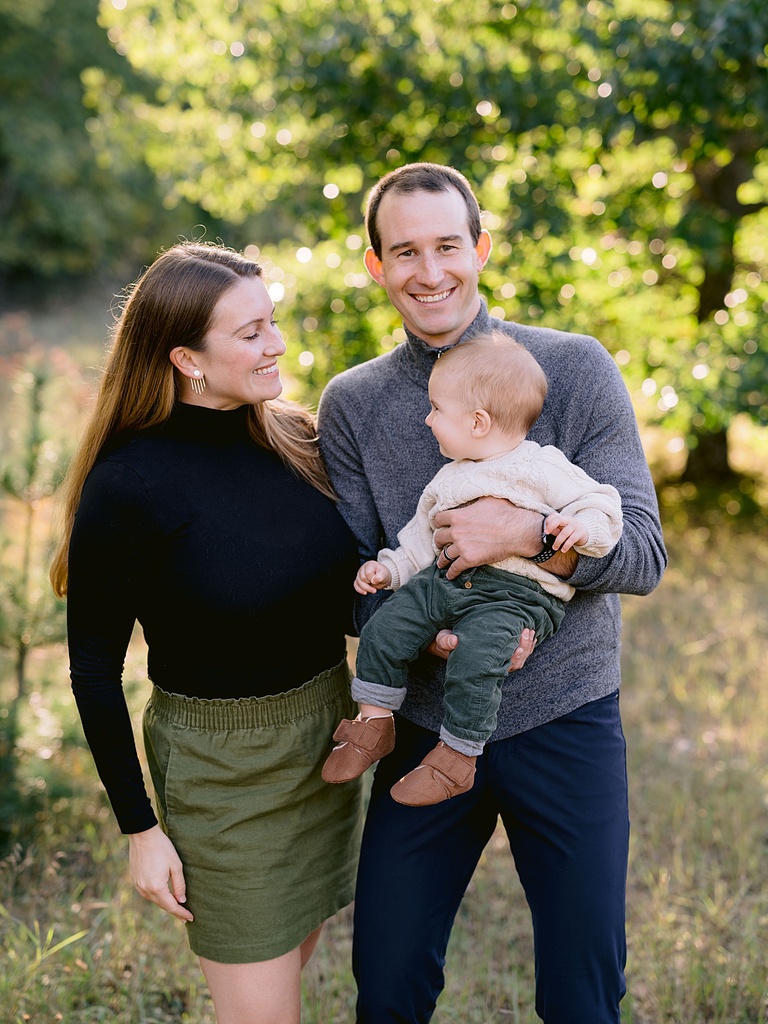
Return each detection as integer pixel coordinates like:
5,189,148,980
50,242,363,1024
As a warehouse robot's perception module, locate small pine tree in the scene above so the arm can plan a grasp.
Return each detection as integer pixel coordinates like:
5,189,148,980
0,335,88,851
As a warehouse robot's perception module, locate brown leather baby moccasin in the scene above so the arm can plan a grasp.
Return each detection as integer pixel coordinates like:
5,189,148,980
390,741,476,806
321,714,396,784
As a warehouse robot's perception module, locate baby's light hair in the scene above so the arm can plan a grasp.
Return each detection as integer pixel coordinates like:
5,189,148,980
431,332,547,436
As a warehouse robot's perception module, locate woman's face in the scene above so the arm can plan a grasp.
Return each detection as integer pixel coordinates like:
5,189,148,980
185,276,287,409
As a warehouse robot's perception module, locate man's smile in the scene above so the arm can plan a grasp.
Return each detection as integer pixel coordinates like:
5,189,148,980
413,288,454,304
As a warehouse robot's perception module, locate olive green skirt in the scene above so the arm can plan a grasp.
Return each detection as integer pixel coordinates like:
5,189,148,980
142,660,363,964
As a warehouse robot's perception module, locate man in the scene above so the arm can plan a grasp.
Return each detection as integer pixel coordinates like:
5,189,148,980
318,163,667,1023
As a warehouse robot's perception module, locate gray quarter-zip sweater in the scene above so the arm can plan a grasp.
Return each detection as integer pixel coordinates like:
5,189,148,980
318,301,667,739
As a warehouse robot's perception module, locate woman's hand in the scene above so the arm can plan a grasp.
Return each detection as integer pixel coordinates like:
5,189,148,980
128,824,194,922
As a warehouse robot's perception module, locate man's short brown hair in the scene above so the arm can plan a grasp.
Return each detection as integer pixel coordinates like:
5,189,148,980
365,163,482,259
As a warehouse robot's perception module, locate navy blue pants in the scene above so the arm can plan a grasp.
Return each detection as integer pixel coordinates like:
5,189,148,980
352,692,629,1023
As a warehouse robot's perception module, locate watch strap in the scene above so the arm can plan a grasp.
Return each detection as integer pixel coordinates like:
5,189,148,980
531,515,557,564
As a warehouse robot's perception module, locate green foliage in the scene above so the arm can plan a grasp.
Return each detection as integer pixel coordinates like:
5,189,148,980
0,0,222,279
0,340,89,853
89,0,768,469
252,240,387,399
565,0,768,445
95,0,584,233
0,352,76,664
3,0,767,478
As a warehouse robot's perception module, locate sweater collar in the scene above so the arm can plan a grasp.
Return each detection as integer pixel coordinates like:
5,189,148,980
165,401,252,442
401,298,494,383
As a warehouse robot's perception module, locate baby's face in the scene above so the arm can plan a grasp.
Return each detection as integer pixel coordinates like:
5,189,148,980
425,371,477,461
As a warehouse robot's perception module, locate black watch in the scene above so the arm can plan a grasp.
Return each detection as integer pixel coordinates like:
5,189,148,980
531,516,557,563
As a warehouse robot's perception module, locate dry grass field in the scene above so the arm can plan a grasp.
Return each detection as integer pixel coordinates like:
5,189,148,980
1,523,767,1023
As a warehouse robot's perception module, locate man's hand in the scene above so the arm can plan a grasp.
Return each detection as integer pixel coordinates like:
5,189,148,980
128,825,194,922
433,498,542,579
426,629,459,660
509,628,537,670
434,497,578,579
427,627,536,671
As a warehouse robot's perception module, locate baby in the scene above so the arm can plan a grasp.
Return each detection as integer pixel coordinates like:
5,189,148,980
322,332,623,806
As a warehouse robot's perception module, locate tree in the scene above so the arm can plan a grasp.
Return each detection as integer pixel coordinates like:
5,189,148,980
0,341,84,850
0,0,212,283
91,0,767,490
571,0,768,486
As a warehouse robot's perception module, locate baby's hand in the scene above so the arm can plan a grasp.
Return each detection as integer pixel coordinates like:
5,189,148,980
544,514,589,553
354,560,393,595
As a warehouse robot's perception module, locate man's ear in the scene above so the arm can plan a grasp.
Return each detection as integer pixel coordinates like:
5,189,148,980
364,247,386,285
472,408,492,436
475,229,492,270
169,346,201,377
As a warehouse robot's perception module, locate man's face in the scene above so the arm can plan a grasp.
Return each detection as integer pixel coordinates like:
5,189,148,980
364,187,492,349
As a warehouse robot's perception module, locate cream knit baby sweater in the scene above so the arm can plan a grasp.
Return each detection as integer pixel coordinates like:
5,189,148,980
377,441,623,602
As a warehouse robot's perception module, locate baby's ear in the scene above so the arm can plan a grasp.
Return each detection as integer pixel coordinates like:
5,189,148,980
472,409,492,436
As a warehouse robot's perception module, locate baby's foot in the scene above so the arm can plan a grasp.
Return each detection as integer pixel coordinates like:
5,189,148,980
321,714,395,783
390,742,476,806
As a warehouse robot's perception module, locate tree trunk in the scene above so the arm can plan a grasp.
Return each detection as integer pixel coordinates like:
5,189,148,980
0,663,22,855
681,427,737,485
684,157,742,485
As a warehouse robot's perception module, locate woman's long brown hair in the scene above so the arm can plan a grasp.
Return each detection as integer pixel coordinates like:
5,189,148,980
50,242,333,598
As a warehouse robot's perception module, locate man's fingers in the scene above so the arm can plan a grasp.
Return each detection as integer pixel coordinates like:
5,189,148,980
436,543,465,578
508,628,536,671
427,629,459,660
444,557,466,580
508,647,526,671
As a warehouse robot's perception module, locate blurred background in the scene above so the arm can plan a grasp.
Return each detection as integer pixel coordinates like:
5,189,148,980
1,1,766,1021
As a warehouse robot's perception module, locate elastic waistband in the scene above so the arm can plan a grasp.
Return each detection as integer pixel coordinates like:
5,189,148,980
147,659,350,730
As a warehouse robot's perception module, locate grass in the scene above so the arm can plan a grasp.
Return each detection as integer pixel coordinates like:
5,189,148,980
619,525,768,1024
2,520,767,1022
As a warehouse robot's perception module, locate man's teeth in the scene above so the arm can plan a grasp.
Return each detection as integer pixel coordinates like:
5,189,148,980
414,290,451,304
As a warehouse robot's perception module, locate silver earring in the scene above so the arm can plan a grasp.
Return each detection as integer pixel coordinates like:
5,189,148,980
190,370,207,395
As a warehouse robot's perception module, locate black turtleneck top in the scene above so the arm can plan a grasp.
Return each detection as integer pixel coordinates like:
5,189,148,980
67,402,359,833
